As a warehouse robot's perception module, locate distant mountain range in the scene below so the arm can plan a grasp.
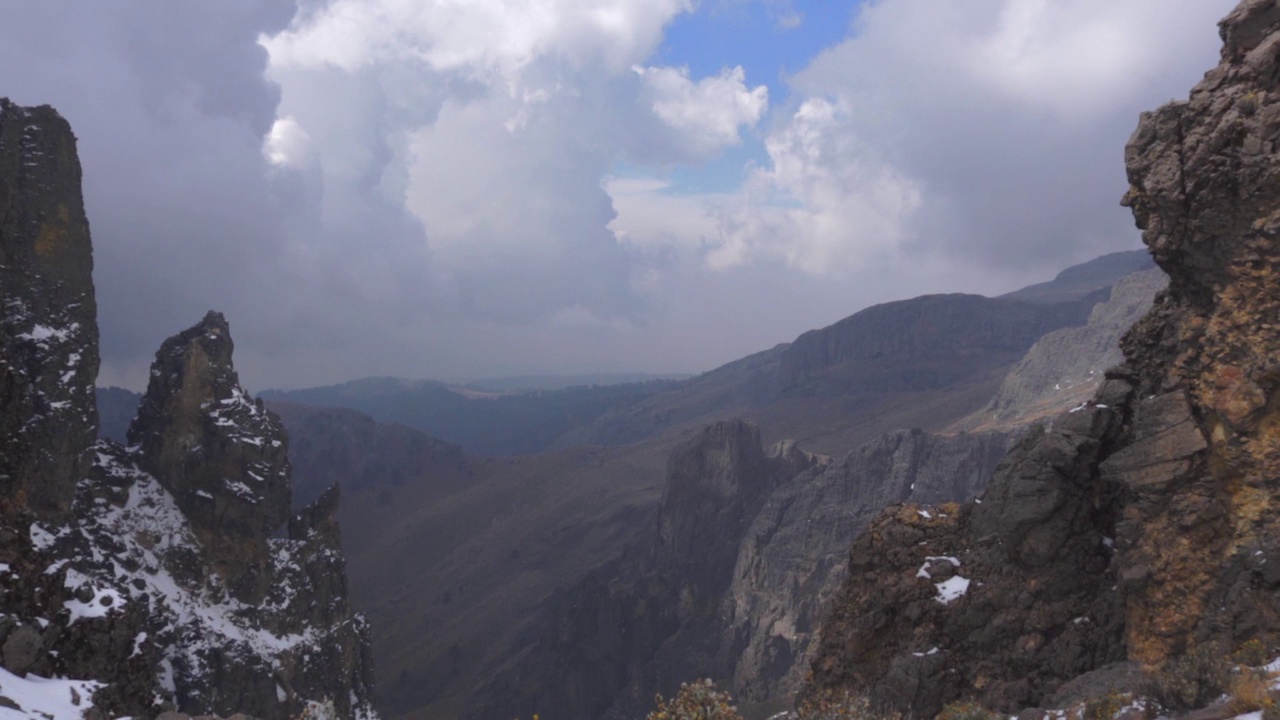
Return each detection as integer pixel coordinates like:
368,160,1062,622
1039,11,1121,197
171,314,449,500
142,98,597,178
91,248,1161,720
187,248,1157,720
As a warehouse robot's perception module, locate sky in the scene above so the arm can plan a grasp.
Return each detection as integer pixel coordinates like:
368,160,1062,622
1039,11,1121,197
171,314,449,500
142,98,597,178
0,0,1239,390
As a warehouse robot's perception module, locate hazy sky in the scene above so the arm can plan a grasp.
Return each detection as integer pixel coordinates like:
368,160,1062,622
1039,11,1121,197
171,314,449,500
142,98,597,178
0,0,1237,390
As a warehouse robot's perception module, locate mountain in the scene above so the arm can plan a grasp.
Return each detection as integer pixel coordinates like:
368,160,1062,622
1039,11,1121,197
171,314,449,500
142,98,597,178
0,99,374,720
95,385,139,444
262,376,677,457
270,289,1111,460
999,249,1155,304
807,4,1280,715
956,268,1169,432
267,251,1163,720
463,373,692,393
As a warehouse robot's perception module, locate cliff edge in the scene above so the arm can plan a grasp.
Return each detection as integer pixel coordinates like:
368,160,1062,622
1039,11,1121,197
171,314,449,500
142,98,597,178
806,1,1280,714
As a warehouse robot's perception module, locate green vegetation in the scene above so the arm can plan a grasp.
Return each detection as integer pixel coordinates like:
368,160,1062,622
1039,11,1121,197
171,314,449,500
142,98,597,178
646,679,742,720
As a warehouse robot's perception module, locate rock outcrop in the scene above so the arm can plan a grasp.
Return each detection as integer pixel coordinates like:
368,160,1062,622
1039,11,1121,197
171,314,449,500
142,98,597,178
129,311,291,601
807,2,1280,714
466,421,819,720
0,99,377,720
0,99,99,518
725,429,1013,707
468,422,1014,720
959,268,1168,432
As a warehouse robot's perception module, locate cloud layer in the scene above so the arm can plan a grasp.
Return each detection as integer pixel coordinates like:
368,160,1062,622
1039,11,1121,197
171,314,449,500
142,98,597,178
0,0,1238,388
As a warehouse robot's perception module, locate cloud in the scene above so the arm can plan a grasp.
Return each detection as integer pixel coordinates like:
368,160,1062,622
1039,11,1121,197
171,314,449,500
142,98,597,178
264,0,768,329
0,0,772,387
757,0,1237,274
0,0,1241,389
634,65,768,159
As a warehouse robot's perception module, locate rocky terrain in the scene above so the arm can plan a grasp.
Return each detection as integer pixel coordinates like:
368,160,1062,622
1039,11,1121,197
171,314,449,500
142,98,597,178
242,252,1162,720
0,99,375,720
807,1,1280,715
958,268,1168,432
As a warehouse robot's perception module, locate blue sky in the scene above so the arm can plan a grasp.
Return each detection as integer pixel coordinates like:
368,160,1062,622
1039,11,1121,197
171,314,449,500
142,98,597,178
659,1,860,98
646,1,862,194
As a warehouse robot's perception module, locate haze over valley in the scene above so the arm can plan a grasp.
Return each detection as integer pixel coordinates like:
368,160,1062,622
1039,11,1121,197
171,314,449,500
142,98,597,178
7,3,1280,720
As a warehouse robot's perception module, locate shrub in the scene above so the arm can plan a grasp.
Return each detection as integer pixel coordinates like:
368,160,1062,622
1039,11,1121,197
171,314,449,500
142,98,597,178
1235,639,1270,668
647,679,742,720
796,689,900,720
1082,690,1129,720
1228,670,1275,714
1264,702,1280,720
1142,648,1232,712
935,700,1000,720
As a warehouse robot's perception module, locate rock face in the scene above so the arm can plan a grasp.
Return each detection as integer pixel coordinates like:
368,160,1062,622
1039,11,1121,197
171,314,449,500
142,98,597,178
467,421,818,720
468,422,1013,720
0,99,99,518
725,429,1012,707
807,2,1280,714
129,311,291,601
960,269,1168,432
0,99,377,720
778,293,1101,392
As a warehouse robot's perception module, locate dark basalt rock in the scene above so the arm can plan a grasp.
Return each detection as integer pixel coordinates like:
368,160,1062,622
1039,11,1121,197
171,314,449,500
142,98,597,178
129,311,291,601
0,98,377,720
807,1,1280,714
467,420,817,720
468,422,1013,719
0,99,99,518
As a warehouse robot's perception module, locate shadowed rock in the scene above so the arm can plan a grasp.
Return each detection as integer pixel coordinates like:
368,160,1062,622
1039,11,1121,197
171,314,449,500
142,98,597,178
0,99,99,518
128,311,290,600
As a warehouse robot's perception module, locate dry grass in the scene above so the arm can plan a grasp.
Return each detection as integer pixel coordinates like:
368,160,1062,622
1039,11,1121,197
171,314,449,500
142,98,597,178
1228,671,1275,714
935,701,1001,720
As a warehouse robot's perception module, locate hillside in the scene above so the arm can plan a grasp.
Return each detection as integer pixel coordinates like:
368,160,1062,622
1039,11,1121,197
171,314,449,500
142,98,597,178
272,263,1135,461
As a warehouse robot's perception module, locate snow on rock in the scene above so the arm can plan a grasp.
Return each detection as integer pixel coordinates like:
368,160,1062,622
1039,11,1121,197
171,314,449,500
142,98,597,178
934,576,971,605
0,667,102,720
61,568,125,625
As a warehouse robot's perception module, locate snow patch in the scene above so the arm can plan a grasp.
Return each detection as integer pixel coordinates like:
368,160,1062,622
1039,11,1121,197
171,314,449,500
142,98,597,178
0,666,102,720
935,576,971,605
29,524,55,551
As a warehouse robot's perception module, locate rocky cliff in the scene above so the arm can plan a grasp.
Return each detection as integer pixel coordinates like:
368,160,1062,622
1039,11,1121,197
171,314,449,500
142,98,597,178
129,311,292,603
466,421,1014,720
959,268,1168,432
724,429,1013,709
0,100,376,720
0,98,98,519
466,421,819,720
807,2,1280,714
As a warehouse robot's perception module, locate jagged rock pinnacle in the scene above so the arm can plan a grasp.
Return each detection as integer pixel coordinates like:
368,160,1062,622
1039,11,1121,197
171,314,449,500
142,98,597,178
128,310,291,600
